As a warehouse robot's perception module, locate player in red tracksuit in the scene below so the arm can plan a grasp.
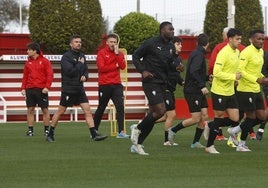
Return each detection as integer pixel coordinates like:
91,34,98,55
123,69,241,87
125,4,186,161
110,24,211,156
21,42,53,137
94,33,128,138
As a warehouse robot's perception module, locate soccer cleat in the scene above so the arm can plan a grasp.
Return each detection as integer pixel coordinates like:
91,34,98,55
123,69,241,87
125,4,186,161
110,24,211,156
190,142,205,149
130,124,140,145
227,136,236,148
130,144,149,155
227,128,239,146
215,135,228,141
163,141,178,146
203,122,210,140
249,132,256,140
92,134,108,141
168,128,176,144
46,133,55,142
116,131,130,139
236,145,251,152
205,145,220,154
26,130,34,136
256,129,264,141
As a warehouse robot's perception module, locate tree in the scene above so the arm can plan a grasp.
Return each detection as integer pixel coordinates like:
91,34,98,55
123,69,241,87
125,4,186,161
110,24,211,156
113,12,159,54
235,0,263,46
204,0,263,50
29,0,105,54
0,0,28,32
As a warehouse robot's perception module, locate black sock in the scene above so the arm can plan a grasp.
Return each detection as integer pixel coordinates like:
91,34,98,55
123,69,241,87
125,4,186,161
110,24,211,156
28,126,33,132
89,127,97,138
218,128,223,136
192,127,203,144
171,122,185,133
240,118,256,140
206,119,219,147
44,126,49,131
259,122,266,130
49,126,55,135
137,113,156,144
164,131,168,142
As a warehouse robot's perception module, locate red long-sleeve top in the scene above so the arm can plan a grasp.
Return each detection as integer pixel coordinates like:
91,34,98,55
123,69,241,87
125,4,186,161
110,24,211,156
208,39,245,75
96,46,126,85
21,53,54,90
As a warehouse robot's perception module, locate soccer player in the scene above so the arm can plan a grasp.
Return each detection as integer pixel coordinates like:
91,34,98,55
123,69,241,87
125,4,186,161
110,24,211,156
208,27,246,142
156,36,184,146
46,35,107,142
21,42,53,137
228,29,268,151
204,28,242,154
168,34,210,149
130,21,175,155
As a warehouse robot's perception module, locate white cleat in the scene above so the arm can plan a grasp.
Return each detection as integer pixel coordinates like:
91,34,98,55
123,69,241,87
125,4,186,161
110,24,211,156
163,141,178,146
130,124,140,145
227,128,239,146
130,144,149,155
205,145,220,154
236,145,251,152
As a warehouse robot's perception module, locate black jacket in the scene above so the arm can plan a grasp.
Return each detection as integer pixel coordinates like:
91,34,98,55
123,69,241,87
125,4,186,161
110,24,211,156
61,49,88,94
167,56,184,92
132,35,175,84
183,45,207,94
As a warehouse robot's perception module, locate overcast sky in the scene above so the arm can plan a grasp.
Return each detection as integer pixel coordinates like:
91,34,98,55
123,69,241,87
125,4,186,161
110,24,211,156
10,0,268,35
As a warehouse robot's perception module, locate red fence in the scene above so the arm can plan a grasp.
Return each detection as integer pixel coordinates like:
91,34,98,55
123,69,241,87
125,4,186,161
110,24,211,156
2,33,268,59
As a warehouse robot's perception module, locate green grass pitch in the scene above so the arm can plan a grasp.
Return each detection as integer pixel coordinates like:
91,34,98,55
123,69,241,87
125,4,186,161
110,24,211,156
1,121,268,188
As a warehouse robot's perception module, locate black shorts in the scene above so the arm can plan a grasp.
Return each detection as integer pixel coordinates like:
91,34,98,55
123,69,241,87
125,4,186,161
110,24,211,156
60,92,88,107
142,83,166,105
26,88,49,108
236,91,264,111
164,90,175,111
263,90,268,106
184,93,208,113
211,92,238,111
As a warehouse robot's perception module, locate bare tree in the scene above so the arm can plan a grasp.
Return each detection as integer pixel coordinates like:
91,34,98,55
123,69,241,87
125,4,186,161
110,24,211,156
0,0,28,32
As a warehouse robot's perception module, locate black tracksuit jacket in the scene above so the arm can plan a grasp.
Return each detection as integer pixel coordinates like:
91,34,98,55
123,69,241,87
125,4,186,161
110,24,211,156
60,49,88,94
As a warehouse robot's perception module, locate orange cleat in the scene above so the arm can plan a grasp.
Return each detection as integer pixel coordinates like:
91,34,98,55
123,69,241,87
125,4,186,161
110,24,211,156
215,135,228,141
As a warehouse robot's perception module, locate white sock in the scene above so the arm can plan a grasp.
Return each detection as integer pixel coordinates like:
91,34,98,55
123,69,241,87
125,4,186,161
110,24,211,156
232,125,242,134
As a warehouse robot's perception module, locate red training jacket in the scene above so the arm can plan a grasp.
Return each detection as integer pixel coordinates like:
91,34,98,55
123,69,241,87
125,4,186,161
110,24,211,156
96,45,126,85
21,52,54,90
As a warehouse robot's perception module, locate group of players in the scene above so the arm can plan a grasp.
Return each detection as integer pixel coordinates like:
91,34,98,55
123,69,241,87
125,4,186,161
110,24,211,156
130,22,268,155
21,21,268,155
